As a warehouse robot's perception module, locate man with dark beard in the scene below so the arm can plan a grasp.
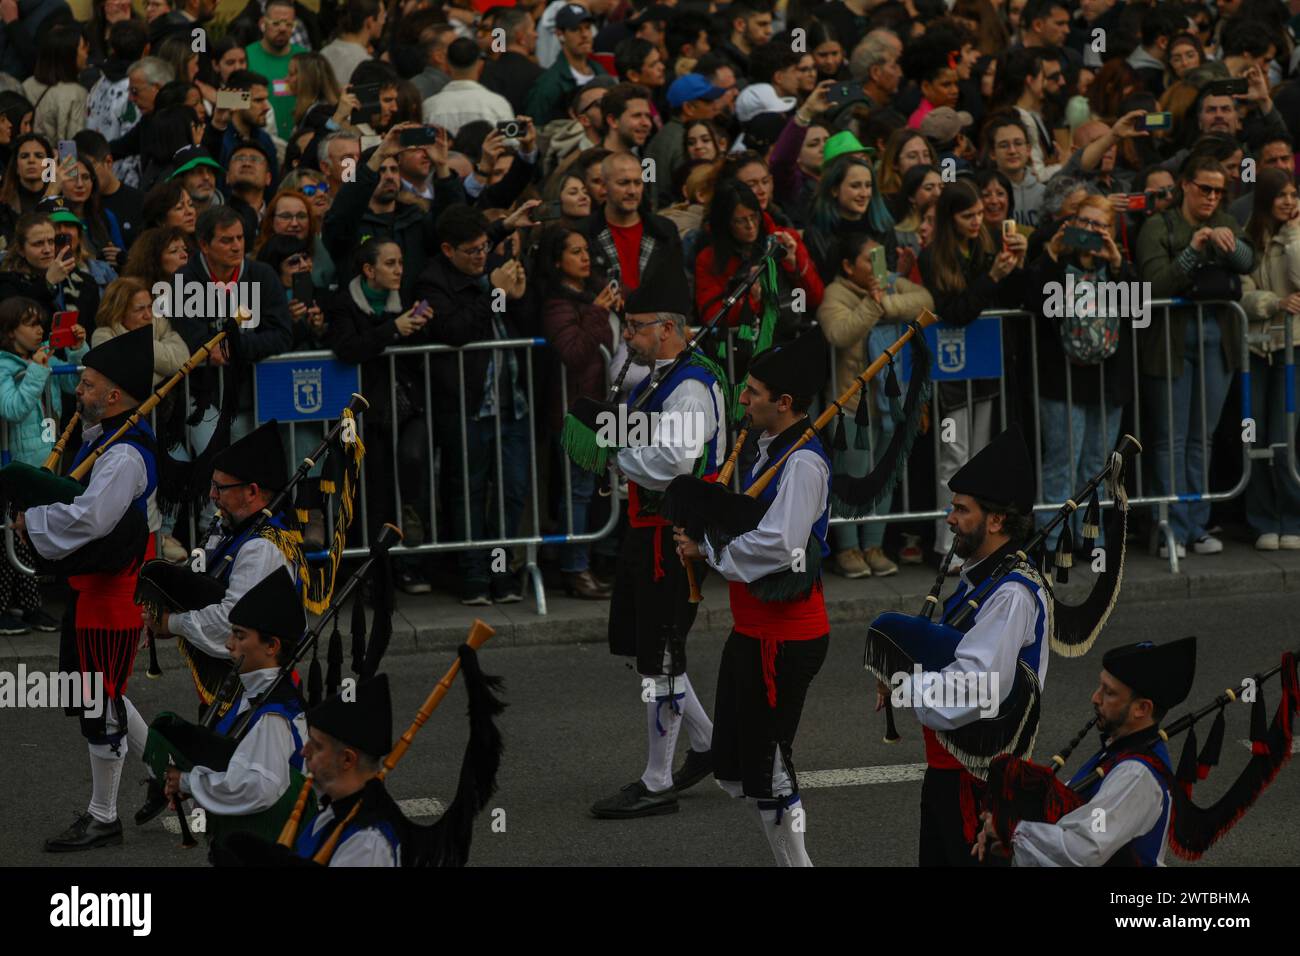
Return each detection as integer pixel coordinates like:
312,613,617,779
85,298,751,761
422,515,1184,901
973,638,1196,866
896,424,1052,866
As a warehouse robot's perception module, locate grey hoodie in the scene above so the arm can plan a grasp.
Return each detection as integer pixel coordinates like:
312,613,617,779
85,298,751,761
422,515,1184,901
1009,168,1046,230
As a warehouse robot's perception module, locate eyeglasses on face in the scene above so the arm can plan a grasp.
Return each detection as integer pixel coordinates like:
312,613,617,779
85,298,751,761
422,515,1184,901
210,479,251,493
299,183,330,196
623,317,666,333
275,211,310,222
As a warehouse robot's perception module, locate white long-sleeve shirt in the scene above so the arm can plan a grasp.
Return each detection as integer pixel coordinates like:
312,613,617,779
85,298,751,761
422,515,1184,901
26,428,150,559
897,551,1050,731
181,667,305,817
169,536,291,660
1012,759,1170,866
301,802,401,867
616,359,724,492
701,428,829,583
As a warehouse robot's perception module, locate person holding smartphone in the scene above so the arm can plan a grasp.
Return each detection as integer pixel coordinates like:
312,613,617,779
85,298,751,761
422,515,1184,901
0,212,80,319
1025,195,1135,553
325,237,435,595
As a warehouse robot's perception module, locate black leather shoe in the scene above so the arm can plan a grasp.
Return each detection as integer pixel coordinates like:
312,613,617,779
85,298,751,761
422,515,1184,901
562,570,612,600
134,780,168,826
590,780,679,819
45,812,123,852
672,749,714,792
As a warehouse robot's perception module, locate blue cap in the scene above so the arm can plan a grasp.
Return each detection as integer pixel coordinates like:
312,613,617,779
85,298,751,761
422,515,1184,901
667,73,725,109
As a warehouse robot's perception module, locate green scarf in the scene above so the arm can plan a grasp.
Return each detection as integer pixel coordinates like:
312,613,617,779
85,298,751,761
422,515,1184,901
360,279,390,316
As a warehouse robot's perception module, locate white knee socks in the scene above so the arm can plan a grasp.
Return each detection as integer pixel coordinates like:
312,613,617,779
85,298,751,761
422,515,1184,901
755,797,812,867
641,694,683,793
676,674,713,753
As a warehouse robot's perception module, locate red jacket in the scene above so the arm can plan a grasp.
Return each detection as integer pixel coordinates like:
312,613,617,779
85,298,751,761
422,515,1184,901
693,214,824,327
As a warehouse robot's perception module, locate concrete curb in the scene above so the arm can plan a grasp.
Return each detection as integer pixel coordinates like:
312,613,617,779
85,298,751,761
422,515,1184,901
5,538,1298,665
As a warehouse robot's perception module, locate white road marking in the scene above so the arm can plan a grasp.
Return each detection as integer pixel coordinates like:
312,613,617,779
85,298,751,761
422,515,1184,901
799,764,927,788
1237,738,1300,754
160,797,446,834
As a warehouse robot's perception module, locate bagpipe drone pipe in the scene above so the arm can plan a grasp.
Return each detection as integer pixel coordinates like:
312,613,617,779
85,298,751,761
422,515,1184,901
0,328,233,578
659,313,936,604
135,393,371,700
863,434,1143,778
211,619,506,868
985,649,1300,862
143,524,404,850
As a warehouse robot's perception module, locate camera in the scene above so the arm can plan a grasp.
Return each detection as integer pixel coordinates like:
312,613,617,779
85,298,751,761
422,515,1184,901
496,120,523,139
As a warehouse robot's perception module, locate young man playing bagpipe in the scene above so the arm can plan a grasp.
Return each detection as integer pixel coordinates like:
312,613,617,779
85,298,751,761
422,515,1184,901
22,326,161,852
672,329,833,866
152,567,310,846
973,638,1195,866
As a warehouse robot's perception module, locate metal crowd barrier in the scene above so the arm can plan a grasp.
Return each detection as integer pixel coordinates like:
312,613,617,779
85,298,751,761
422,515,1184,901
820,298,1253,574
258,337,619,615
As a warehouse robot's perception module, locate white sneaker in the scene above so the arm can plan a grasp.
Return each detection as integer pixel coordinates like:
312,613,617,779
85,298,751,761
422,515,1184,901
1256,533,1280,551
1158,541,1187,559
1192,535,1223,555
1281,535,1300,550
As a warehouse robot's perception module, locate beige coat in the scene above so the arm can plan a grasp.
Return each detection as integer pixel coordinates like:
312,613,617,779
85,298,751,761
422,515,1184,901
22,77,88,144
90,315,191,386
817,274,934,413
1241,220,1300,357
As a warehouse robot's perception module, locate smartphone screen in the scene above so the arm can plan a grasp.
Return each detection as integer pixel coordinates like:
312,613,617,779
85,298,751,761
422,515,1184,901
868,245,886,281
291,272,314,307
1139,111,1172,130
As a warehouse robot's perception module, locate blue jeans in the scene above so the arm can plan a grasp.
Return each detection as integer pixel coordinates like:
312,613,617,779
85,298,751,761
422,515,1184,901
1245,351,1300,535
552,437,596,573
1039,396,1122,550
435,412,531,586
1143,317,1231,545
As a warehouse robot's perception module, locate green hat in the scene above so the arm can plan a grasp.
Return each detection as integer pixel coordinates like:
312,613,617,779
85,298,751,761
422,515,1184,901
35,196,85,230
166,145,223,181
823,130,872,165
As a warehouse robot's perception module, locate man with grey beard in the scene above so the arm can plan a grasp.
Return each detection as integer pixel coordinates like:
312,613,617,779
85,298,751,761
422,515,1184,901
16,327,161,852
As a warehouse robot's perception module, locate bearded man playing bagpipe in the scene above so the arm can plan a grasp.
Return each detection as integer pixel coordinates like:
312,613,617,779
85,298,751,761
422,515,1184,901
15,327,162,853
881,425,1052,867
974,638,1195,866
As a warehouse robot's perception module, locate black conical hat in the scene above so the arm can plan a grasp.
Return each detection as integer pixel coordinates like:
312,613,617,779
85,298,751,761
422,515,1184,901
307,673,393,759
747,327,829,403
212,420,289,491
1103,637,1197,711
623,243,691,317
948,423,1035,512
228,566,305,644
81,325,153,405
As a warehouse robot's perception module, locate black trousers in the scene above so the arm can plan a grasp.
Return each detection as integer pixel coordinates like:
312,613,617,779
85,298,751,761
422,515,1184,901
713,631,828,799
918,767,1007,867
607,524,701,675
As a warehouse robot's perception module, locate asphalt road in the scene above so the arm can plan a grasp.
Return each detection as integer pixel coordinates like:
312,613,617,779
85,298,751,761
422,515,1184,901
2,591,1297,868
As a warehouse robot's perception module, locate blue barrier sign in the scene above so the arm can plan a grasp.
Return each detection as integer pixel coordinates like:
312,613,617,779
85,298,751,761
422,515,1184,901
899,316,1003,382
255,358,361,423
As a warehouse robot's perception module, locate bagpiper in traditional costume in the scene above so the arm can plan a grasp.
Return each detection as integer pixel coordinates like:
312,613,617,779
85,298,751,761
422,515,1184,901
136,421,301,822
31,326,161,852
589,263,728,819
976,638,1195,866
293,674,405,866
672,329,834,866
152,567,311,849
896,425,1051,867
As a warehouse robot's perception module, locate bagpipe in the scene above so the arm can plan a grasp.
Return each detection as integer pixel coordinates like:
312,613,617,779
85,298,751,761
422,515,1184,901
142,523,404,850
659,312,937,604
0,329,231,572
212,618,505,868
985,648,1300,863
864,434,1142,778
135,393,370,697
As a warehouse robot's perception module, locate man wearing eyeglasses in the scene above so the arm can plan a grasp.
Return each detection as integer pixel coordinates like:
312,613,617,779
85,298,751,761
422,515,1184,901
144,423,299,745
244,0,308,140
224,140,275,244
